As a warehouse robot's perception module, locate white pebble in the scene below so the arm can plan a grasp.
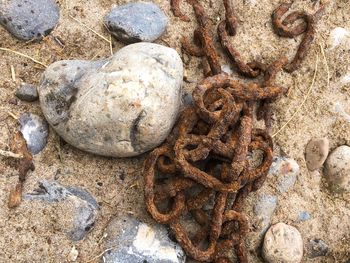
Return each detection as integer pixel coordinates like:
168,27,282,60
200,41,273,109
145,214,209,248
263,222,303,263
324,145,350,193
328,27,350,50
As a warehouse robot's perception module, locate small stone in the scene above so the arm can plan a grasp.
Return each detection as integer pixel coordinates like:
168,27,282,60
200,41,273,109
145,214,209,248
103,215,186,263
24,180,99,241
328,27,350,50
324,145,350,193
182,91,193,106
253,195,278,235
0,0,60,41
269,157,300,193
19,113,48,154
263,222,303,263
15,83,38,102
104,2,168,43
67,246,79,262
298,211,311,222
38,43,183,157
305,138,329,171
8,97,18,105
307,238,328,258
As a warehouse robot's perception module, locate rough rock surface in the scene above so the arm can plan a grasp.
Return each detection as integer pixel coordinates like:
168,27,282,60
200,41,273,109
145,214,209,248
263,222,303,263
24,180,99,241
103,215,186,263
104,2,168,43
253,195,278,235
15,83,38,102
0,0,59,40
269,157,300,194
307,238,328,258
324,145,350,193
305,138,329,171
38,42,183,157
19,112,48,154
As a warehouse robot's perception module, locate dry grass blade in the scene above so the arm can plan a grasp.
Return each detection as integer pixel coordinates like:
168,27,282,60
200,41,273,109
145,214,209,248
319,42,330,89
0,149,23,159
0,47,48,68
86,246,118,263
272,53,319,138
70,15,111,44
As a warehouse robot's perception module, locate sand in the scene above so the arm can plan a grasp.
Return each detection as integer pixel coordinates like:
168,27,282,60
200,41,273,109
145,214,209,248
0,0,349,262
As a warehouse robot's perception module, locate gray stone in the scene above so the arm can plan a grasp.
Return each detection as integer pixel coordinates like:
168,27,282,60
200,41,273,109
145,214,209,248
19,113,48,154
0,0,59,41
307,238,328,258
24,180,99,241
263,223,303,263
269,157,299,194
324,145,350,193
103,215,186,263
298,211,311,222
182,91,193,106
38,43,183,157
253,195,278,235
15,83,38,102
104,2,168,44
305,138,329,171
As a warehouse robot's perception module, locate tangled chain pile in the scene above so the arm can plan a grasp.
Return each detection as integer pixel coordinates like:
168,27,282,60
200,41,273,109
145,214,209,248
144,1,324,262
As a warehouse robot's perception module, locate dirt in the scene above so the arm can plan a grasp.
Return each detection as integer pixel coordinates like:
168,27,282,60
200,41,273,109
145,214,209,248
0,0,349,262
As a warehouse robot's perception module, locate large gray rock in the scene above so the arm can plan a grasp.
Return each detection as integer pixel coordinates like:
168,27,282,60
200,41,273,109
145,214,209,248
263,223,303,263
19,113,48,154
24,180,99,241
324,145,350,193
0,0,59,40
38,43,183,157
103,215,186,263
104,2,168,43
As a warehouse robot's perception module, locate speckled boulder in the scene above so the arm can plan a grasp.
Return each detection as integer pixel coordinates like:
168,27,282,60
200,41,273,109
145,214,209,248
38,43,183,157
104,2,168,43
263,223,303,263
0,0,59,40
324,145,350,193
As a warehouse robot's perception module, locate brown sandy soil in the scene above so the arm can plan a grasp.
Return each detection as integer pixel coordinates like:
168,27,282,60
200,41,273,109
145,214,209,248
0,0,349,262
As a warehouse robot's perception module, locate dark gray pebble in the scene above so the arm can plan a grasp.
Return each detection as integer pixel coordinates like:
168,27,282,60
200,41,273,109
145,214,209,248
24,180,99,241
103,215,186,263
0,0,59,40
15,83,38,102
19,113,48,154
308,238,329,258
182,92,193,106
104,2,168,43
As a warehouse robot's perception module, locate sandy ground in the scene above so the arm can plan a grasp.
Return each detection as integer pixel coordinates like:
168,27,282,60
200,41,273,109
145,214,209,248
0,0,349,262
